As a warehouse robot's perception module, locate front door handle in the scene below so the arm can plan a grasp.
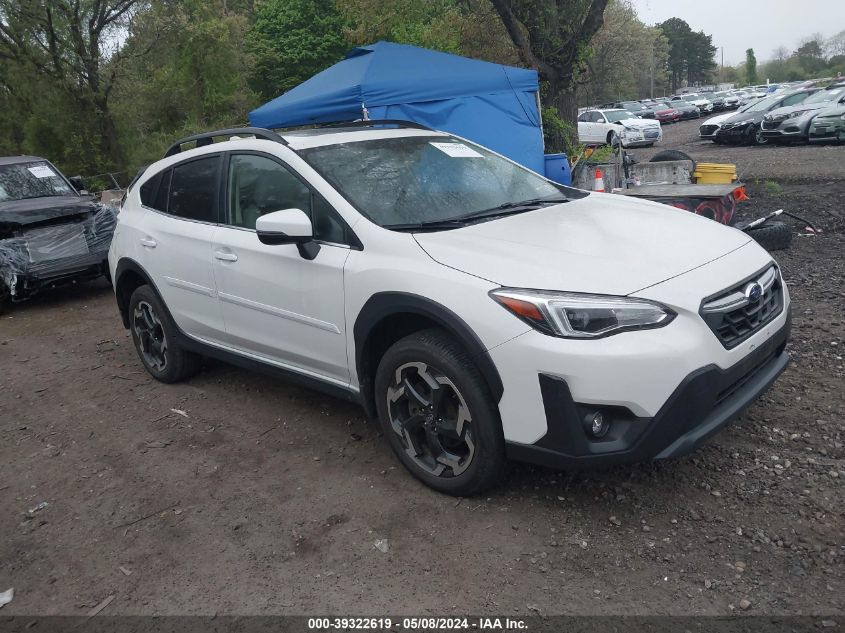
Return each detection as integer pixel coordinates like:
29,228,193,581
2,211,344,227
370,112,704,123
139,237,157,248
214,251,238,262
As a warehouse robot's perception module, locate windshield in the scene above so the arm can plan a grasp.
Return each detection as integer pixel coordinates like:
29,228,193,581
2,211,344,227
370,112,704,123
744,95,781,112
0,162,74,202
803,88,845,104
605,110,634,122
299,136,575,228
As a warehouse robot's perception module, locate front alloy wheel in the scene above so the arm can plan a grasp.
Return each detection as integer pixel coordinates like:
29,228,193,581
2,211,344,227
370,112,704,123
374,328,505,495
133,300,168,372
387,362,475,477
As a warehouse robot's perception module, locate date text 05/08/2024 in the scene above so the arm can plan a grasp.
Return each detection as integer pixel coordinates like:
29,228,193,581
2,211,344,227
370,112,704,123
307,617,528,630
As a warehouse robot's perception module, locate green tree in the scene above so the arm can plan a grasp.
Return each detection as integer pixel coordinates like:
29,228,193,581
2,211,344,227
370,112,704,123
488,0,610,133
745,48,757,85
0,0,142,174
246,0,348,101
581,0,667,103
794,38,825,74
112,0,257,169
660,18,716,91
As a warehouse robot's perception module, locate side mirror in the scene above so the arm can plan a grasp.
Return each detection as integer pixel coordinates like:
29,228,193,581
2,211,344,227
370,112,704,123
68,175,86,193
255,208,320,260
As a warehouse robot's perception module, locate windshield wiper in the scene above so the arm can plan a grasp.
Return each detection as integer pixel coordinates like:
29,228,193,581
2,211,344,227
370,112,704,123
384,219,469,232
456,196,569,222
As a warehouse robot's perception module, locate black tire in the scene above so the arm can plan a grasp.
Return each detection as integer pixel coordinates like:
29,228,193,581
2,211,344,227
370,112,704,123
0,285,10,316
128,285,202,383
374,328,506,496
650,149,696,173
746,221,792,251
748,125,768,146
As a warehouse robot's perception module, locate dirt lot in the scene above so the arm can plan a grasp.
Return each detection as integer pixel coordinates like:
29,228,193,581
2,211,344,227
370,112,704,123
1,120,843,617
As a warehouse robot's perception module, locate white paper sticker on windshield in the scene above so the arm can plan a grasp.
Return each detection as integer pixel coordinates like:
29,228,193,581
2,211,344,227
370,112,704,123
28,165,56,179
430,142,483,158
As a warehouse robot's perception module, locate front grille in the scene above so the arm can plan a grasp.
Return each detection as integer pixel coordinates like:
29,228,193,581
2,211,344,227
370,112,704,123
699,125,718,135
762,120,781,130
714,347,778,408
700,266,784,349
644,129,659,139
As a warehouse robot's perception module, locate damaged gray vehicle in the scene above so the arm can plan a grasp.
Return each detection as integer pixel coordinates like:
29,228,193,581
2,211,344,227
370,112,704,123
0,155,117,312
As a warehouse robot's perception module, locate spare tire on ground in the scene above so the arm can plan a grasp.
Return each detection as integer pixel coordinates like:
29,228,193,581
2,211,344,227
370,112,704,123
745,221,792,251
649,150,696,174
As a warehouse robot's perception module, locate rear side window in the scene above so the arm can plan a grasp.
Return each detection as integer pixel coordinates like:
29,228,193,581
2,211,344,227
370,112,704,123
139,173,160,207
168,156,220,222
139,170,172,212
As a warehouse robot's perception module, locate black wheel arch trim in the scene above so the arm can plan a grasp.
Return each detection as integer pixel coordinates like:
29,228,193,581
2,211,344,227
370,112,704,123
114,258,168,328
353,292,504,420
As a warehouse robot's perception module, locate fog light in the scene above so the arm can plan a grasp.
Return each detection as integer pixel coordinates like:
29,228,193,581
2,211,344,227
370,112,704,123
583,411,609,438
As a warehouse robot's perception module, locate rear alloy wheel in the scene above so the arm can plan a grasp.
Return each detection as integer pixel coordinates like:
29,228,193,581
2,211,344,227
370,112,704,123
128,285,201,383
133,300,168,373
375,329,505,495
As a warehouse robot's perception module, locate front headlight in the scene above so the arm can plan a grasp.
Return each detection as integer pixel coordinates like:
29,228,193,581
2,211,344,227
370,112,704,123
489,289,675,339
787,109,811,120
734,118,754,126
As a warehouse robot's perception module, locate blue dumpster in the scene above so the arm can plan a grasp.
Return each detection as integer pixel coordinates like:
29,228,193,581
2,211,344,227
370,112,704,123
544,153,572,186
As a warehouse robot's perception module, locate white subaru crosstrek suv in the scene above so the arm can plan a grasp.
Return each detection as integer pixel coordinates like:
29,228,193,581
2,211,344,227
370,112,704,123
109,122,790,495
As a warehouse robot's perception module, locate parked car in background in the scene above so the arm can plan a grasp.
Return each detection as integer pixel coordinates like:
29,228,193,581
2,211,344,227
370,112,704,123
602,101,653,118
714,88,820,145
699,99,764,141
761,85,845,143
0,156,116,311
711,91,740,110
671,100,701,120
109,122,791,495
671,93,713,114
577,109,662,147
808,102,845,143
646,102,681,123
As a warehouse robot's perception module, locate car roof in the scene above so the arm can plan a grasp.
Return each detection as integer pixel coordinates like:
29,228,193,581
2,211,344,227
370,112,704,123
0,155,48,166
281,127,447,150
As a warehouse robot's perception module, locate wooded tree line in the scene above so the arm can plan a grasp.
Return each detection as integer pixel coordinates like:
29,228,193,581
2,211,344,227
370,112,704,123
720,32,845,87
0,0,720,180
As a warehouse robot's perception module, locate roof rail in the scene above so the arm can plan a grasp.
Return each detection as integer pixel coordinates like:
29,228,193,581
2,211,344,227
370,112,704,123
317,119,434,131
163,127,288,158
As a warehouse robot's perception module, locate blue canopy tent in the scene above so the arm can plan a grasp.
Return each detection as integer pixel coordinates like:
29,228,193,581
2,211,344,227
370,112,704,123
249,41,545,173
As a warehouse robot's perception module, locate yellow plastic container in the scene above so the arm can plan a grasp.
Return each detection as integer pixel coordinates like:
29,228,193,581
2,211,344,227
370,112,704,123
694,162,737,184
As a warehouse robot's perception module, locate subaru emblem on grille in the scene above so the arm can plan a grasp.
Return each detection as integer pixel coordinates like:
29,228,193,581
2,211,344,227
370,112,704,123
744,282,763,302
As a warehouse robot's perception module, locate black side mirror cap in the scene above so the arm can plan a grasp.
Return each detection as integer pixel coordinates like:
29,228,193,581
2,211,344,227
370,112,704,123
256,231,321,260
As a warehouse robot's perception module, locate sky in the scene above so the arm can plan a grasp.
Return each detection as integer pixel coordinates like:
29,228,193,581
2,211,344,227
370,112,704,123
630,0,842,65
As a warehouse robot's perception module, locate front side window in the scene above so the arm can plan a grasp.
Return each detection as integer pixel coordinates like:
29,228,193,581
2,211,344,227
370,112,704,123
0,162,74,202
299,135,580,228
168,156,220,222
227,153,349,244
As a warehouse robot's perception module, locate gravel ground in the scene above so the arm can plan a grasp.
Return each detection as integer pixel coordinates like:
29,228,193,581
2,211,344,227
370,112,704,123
0,121,842,617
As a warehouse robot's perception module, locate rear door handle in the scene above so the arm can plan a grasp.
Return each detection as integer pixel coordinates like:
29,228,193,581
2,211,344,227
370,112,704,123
139,237,157,248
214,250,238,262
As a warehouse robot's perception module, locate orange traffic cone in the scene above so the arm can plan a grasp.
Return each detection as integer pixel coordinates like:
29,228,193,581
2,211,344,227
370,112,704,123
593,168,605,192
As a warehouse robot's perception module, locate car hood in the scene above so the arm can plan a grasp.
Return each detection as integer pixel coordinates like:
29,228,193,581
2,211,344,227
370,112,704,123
0,195,97,227
413,194,752,296
702,112,737,126
721,109,767,124
765,102,833,119
813,105,845,118
619,118,659,129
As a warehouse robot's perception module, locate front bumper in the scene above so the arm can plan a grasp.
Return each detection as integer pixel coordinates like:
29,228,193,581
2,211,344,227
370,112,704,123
808,120,845,142
622,129,662,146
506,317,789,469
715,122,754,141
